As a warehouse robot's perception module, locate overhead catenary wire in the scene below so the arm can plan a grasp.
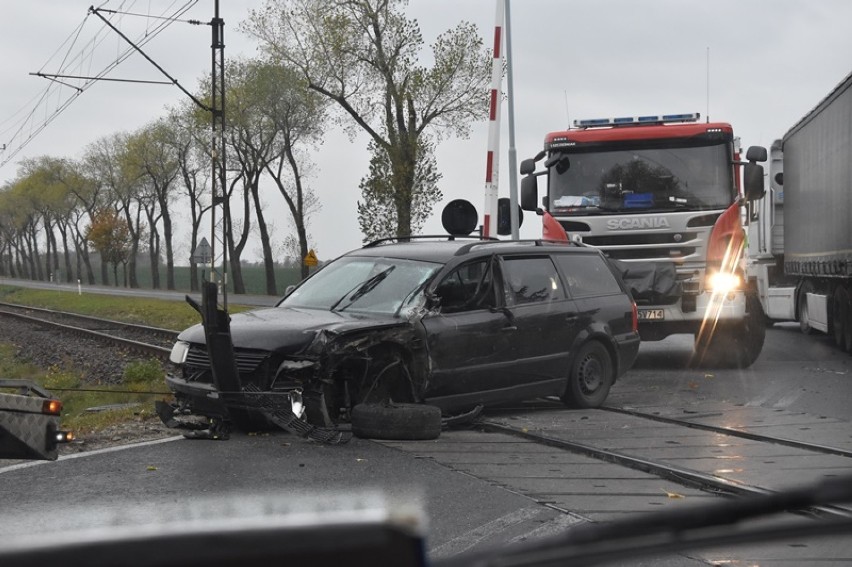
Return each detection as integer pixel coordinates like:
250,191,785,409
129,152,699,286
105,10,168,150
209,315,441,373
1,0,199,170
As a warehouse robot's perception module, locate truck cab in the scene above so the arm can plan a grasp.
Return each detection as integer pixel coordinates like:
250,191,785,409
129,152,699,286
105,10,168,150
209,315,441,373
521,113,767,367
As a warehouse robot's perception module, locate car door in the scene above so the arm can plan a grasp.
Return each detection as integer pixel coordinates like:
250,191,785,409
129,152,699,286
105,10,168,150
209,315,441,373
420,256,517,405
497,254,581,392
553,251,637,345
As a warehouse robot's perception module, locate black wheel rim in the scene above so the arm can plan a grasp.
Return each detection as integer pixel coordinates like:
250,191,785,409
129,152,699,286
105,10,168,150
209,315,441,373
577,353,603,395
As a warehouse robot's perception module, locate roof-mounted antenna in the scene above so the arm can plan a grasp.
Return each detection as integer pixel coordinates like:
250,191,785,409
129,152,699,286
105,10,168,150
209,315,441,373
705,47,711,123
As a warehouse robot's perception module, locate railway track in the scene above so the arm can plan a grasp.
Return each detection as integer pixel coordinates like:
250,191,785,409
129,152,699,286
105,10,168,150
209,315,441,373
480,414,852,520
383,399,852,523
0,301,176,360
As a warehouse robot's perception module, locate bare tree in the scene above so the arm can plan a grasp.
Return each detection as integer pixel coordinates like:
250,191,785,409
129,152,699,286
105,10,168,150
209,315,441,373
125,120,181,290
357,137,441,243
83,134,143,287
244,0,491,238
166,103,212,292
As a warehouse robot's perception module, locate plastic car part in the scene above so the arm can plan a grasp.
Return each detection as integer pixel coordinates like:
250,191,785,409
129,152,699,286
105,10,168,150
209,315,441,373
351,403,442,441
239,384,351,445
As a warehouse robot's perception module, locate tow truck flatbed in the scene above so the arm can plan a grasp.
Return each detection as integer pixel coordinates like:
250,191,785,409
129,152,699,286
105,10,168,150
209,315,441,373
0,379,72,461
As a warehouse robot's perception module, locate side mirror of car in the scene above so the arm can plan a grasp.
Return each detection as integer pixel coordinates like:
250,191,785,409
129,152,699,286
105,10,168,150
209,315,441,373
424,292,441,311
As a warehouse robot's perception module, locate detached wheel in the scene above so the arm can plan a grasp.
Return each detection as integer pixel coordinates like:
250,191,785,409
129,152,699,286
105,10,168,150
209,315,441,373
351,403,442,441
561,341,614,409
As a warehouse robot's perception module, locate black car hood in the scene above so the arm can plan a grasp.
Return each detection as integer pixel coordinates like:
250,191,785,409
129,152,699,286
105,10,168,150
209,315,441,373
176,306,408,354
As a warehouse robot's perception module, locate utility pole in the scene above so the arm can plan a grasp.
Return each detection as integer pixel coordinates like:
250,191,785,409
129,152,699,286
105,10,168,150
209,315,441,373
209,0,228,308
69,4,228,304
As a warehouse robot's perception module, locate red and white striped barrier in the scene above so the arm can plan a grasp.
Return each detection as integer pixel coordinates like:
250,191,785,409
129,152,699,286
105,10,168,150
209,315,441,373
482,0,504,238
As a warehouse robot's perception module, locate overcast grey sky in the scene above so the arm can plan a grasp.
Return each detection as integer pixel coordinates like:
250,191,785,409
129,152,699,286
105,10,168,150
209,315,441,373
2,1,851,262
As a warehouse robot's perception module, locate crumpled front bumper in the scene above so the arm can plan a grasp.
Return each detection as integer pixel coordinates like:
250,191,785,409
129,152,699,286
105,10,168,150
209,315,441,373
161,373,349,444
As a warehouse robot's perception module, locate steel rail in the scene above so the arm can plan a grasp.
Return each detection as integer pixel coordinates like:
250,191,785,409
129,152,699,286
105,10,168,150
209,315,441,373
479,419,852,521
0,308,172,360
600,405,852,459
0,301,179,341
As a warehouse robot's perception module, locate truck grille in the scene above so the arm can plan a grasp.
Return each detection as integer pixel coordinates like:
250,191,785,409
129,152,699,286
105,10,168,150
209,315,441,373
583,233,701,261
581,231,701,262
559,212,721,280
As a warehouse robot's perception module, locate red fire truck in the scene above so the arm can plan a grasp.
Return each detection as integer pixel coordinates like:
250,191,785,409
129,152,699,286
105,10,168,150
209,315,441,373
520,113,767,367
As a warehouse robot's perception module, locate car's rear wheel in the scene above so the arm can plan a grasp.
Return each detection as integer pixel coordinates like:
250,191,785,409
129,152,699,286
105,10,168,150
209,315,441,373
351,403,442,440
560,341,614,409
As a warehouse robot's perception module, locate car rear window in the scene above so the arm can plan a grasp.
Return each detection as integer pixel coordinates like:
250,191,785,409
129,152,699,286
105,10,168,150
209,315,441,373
554,253,623,297
501,256,564,305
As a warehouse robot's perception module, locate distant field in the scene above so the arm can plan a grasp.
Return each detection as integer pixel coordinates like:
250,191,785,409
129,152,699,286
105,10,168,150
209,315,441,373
0,286,255,330
46,263,308,297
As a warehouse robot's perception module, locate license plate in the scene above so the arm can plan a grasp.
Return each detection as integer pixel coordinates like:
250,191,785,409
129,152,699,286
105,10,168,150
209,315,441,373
638,309,665,320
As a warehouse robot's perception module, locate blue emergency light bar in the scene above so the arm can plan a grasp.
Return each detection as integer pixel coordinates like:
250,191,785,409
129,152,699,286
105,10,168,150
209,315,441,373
573,113,700,128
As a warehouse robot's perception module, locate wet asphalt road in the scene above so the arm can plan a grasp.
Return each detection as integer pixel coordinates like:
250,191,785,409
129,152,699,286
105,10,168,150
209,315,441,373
2,279,852,564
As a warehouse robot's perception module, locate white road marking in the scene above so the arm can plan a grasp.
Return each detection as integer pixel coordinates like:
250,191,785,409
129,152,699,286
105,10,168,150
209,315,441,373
773,389,805,409
0,435,183,474
429,506,544,557
507,512,586,544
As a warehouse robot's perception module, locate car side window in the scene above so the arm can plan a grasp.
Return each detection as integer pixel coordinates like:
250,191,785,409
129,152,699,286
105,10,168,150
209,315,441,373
501,256,564,306
435,259,495,313
554,253,623,298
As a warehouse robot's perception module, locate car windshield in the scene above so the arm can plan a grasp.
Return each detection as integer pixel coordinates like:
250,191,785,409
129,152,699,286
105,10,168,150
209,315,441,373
548,140,734,214
279,256,440,316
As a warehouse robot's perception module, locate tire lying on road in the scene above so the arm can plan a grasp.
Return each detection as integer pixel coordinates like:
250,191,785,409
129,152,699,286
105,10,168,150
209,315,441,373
351,403,442,441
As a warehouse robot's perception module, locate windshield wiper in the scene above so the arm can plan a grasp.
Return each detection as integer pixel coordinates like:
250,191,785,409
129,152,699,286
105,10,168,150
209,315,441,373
330,266,396,312
435,473,852,567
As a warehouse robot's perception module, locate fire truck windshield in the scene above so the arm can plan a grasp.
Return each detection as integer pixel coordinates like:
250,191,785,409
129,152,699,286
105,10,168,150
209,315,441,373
548,140,733,214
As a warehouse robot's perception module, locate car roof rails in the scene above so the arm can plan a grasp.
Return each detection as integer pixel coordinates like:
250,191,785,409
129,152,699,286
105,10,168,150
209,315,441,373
362,235,498,248
452,238,581,257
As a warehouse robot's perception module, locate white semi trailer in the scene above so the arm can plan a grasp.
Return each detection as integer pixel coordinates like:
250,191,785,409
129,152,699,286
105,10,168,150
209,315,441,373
748,71,852,353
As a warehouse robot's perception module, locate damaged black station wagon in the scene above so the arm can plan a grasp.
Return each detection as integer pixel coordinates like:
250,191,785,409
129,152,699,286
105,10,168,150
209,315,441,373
160,237,640,442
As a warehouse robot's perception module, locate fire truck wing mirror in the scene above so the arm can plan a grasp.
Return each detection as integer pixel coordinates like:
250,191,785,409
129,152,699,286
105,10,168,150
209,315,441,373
520,175,539,212
519,158,536,175
774,172,783,186
746,145,767,163
743,162,765,201
544,154,570,174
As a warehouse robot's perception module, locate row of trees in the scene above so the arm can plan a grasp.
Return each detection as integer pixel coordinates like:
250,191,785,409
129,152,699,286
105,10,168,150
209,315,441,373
0,0,491,295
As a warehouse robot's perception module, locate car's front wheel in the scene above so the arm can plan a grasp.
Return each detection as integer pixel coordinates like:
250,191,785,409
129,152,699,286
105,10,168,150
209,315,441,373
560,341,614,409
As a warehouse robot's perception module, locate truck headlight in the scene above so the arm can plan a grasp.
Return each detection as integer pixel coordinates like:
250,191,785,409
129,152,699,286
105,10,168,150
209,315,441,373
707,272,741,294
169,341,190,364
